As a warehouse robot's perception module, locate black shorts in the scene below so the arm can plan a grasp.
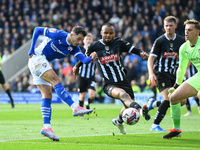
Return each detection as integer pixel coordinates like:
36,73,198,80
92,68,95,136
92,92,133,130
103,79,134,99
77,76,96,93
0,71,5,84
155,72,175,92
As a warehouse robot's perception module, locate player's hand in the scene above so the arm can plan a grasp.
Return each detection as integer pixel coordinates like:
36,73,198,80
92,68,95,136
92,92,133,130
140,52,149,59
168,87,175,97
73,66,79,76
90,52,97,60
149,73,157,86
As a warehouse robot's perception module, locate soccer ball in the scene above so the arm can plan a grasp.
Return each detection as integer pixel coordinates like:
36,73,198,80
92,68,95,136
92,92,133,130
122,108,140,125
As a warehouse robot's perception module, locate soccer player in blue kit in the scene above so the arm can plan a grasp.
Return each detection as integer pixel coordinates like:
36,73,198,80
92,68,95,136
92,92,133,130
28,26,97,141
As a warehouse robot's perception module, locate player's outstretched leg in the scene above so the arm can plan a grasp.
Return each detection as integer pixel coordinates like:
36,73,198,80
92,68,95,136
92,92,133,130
41,128,60,141
112,118,126,134
163,128,182,139
73,105,93,117
147,98,156,111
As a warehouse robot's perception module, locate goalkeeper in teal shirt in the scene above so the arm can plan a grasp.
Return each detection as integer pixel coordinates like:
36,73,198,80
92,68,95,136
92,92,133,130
163,19,200,139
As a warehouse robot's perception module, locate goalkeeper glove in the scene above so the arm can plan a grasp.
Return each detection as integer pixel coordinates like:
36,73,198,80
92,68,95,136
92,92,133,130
168,83,179,97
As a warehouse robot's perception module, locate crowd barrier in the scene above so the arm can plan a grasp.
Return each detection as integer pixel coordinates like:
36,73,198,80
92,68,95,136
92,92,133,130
0,92,197,105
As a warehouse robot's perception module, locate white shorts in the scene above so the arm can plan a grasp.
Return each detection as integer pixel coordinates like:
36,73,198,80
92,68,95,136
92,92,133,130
28,54,52,86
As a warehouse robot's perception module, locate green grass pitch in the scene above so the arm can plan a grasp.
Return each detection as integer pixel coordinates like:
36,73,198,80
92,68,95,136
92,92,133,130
0,103,200,150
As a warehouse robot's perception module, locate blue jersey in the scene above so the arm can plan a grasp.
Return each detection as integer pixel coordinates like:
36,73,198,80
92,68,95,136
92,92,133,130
29,27,92,63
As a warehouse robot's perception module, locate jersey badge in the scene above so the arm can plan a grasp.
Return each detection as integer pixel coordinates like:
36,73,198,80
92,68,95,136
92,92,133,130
68,46,73,51
49,28,56,33
105,46,110,54
42,63,47,68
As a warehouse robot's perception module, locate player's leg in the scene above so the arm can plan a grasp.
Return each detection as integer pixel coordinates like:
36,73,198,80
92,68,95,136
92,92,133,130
0,71,14,108
87,80,96,109
194,96,200,114
184,98,192,116
42,69,93,116
150,73,172,132
150,88,169,132
163,82,197,139
112,107,127,134
104,81,150,121
37,84,59,141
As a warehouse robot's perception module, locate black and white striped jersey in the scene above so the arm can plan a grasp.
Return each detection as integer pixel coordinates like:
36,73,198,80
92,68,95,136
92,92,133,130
150,33,185,78
79,46,95,79
86,37,139,83
188,64,198,78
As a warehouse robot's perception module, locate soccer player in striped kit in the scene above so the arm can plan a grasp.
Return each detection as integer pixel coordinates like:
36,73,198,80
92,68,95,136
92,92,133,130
74,22,150,134
76,33,96,111
148,16,185,132
28,26,97,141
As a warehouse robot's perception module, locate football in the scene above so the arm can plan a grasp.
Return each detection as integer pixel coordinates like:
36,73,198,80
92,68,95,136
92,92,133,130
122,108,140,125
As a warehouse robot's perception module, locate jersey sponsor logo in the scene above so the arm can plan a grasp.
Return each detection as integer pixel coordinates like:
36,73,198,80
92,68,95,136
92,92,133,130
50,42,67,56
100,53,119,64
163,52,178,58
49,28,56,33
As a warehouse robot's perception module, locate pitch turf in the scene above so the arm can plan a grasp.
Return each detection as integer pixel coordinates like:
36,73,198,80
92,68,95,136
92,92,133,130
0,103,200,150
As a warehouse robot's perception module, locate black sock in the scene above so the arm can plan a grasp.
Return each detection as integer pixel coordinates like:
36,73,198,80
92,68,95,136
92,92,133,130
186,99,191,111
117,114,124,123
195,98,200,106
79,100,84,107
6,89,14,107
156,101,162,107
88,98,93,104
130,102,141,110
154,100,170,124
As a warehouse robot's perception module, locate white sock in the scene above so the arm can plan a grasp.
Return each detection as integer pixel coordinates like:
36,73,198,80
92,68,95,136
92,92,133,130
70,103,78,110
44,124,51,129
152,124,159,128
139,108,143,116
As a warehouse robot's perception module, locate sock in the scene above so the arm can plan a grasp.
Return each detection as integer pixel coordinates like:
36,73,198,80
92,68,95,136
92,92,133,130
88,98,93,104
6,89,14,107
130,102,142,116
70,103,78,110
185,99,191,111
54,83,74,106
130,102,141,109
195,98,200,106
41,98,51,125
117,114,123,123
171,103,181,130
152,124,159,128
79,100,84,107
44,124,51,129
154,100,170,124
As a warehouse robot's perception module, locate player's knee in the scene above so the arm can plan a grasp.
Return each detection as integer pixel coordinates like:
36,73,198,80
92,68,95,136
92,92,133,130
169,94,179,105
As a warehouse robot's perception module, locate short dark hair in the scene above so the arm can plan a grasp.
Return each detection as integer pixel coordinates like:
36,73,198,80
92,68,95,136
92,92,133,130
184,19,200,30
71,26,87,37
164,16,177,24
102,22,114,30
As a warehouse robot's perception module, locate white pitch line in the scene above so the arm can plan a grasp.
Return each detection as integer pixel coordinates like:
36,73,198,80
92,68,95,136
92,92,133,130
0,130,200,142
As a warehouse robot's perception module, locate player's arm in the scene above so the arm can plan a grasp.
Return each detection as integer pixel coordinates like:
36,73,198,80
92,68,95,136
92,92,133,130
148,54,157,86
175,47,189,86
28,27,46,55
120,39,148,59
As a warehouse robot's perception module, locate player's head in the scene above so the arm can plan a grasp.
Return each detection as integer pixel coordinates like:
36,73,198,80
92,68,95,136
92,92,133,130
101,22,115,44
83,33,93,47
163,16,177,35
69,26,87,47
184,19,200,41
